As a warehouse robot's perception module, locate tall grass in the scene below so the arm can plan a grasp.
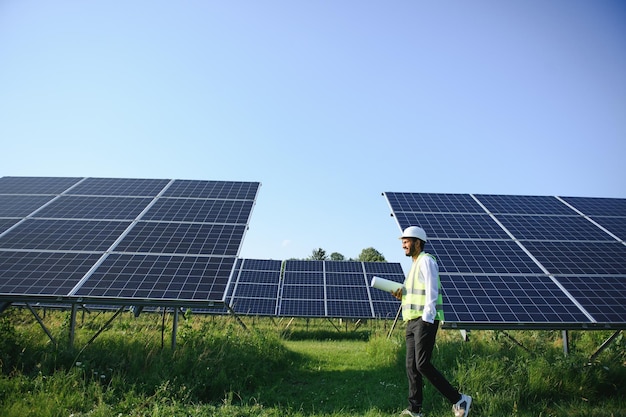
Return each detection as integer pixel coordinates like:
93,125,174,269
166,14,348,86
0,308,625,416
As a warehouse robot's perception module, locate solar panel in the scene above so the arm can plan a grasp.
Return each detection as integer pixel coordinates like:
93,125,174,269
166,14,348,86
555,276,626,324
0,251,102,296
226,259,281,316
591,216,626,241
0,219,131,251
440,274,589,326
279,260,326,316
0,176,260,309
383,191,626,329
393,213,509,240
561,196,626,217
33,196,153,219
496,215,616,242
66,177,171,197
476,194,576,215
74,254,234,301
0,176,82,194
0,195,57,217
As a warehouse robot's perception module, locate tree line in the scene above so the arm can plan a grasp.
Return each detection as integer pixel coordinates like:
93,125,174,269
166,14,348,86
300,247,386,262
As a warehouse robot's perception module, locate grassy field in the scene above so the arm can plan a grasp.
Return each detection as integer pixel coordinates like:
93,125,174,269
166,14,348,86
0,308,625,416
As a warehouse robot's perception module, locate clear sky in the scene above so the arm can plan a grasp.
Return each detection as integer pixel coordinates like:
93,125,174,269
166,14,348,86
1,1,625,270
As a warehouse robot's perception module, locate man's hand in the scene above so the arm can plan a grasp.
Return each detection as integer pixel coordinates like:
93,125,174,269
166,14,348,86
391,287,403,300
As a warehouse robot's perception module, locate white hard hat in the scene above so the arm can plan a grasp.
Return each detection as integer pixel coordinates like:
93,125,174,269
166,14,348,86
399,226,427,242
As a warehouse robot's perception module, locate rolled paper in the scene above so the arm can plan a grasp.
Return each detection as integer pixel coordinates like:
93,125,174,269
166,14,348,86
370,276,403,293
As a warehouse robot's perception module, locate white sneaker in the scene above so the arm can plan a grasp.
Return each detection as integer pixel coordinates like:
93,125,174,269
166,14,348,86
452,394,472,417
400,409,424,417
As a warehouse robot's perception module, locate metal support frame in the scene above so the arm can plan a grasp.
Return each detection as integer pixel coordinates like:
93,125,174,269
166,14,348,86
387,304,402,339
499,331,533,355
69,304,78,348
589,330,622,362
562,330,570,356
25,303,57,347
172,307,179,350
75,305,126,356
225,304,248,331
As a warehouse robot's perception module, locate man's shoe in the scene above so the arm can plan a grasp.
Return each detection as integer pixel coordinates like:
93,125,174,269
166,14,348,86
452,394,472,417
400,409,424,417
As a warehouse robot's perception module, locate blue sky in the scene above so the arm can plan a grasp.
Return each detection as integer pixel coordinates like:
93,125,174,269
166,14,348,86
1,1,625,269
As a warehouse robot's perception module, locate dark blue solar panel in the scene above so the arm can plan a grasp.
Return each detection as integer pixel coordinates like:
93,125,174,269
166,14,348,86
384,191,626,328
115,222,245,255
326,285,369,300
363,262,404,275
236,270,281,284
143,199,254,223
428,240,544,275
325,272,366,286
562,196,626,217
591,217,626,241
440,274,589,325
0,177,260,308
233,283,278,298
394,212,509,240
0,195,57,217
281,285,324,299
231,298,276,316
476,194,575,215
279,299,325,317
225,258,281,316
327,300,372,318
0,251,101,296
285,259,324,272
522,241,626,275
67,178,170,197
385,192,483,214
498,215,616,242
75,254,235,301
33,196,152,220
282,271,324,286
0,176,82,194
163,180,260,200
555,276,626,324
0,219,131,251
372,300,401,319
0,219,21,234
325,261,364,273
239,259,282,272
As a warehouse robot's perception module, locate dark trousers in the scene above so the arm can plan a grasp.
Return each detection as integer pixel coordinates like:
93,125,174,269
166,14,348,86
405,318,460,411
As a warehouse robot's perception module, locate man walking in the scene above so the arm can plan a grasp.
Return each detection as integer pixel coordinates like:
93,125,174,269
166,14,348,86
392,226,472,417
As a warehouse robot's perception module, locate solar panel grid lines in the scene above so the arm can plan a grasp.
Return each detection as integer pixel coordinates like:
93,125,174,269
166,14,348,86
0,251,102,296
561,196,626,217
0,195,58,218
383,191,626,329
556,275,626,324
0,176,83,195
227,259,281,316
0,219,133,252
440,274,591,326
0,176,261,308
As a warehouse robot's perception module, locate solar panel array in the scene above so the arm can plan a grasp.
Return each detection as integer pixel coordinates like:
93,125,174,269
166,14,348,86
384,192,626,329
223,259,403,319
0,176,260,308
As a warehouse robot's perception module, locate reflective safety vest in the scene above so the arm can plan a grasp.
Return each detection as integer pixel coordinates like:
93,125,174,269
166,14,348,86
402,252,445,322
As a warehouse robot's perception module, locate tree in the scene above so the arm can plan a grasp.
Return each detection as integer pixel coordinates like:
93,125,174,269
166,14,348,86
357,247,386,262
308,248,328,260
329,252,345,261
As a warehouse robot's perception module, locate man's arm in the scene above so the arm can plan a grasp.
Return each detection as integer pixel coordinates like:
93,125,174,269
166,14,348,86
420,256,439,323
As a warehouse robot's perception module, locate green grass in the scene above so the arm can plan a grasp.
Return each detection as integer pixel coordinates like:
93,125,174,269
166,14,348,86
0,309,625,416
